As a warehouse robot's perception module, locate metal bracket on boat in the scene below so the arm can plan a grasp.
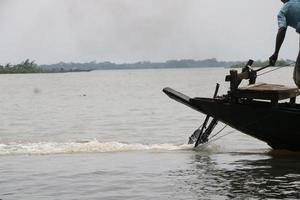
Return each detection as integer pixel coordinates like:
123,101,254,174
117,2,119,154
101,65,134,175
225,59,257,93
194,118,218,147
189,83,220,147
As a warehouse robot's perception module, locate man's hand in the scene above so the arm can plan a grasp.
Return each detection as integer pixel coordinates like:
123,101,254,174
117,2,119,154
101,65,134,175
269,27,286,66
269,53,278,66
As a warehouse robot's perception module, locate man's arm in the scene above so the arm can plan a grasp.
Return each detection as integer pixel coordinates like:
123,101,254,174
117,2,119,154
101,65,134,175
269,27,287,66
269,4,288,66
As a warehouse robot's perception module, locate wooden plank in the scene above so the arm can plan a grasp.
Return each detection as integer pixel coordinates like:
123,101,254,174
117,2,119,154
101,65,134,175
235,83,300,101
239,83,298,92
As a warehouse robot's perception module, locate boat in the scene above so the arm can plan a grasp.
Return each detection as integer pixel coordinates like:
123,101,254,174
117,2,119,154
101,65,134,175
163,60,300,151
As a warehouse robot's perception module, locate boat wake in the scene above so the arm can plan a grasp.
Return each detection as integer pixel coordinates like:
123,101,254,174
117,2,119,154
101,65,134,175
0,139,196,155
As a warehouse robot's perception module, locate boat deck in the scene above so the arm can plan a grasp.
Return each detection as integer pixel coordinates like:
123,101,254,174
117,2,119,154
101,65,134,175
235,83,300,102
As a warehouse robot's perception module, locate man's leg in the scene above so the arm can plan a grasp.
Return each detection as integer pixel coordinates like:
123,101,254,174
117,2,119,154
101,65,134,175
293,42,300,88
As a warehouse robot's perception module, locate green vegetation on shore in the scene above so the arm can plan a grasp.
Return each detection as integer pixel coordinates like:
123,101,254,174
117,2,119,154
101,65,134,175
230,59,294,68
0,59,41,74
0,59,92,74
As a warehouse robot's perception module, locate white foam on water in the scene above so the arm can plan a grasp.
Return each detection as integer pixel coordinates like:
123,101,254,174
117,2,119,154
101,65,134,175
195,143,224,153
0,139,195,155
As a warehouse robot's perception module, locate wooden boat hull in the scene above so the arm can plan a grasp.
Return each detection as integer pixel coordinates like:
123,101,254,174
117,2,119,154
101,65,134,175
163,87,300,151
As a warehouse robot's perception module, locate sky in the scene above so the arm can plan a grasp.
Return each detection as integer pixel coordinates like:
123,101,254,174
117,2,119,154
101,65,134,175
0,0,298,64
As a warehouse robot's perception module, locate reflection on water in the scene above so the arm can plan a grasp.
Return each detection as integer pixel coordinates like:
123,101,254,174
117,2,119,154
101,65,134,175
170,152,300,199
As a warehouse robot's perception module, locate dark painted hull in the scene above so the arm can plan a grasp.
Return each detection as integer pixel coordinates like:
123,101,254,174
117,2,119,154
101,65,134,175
163,88,300,151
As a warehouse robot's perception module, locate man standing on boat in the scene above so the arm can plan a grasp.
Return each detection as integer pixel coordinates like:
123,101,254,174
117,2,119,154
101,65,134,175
269,0,300,88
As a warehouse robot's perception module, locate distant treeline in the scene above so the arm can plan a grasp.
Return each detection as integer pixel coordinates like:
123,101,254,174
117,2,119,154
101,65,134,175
40,58,241,71
231,59,294,68
0,58,295,74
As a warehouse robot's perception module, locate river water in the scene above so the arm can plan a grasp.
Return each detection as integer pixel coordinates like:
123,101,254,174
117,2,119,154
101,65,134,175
1,67,300,199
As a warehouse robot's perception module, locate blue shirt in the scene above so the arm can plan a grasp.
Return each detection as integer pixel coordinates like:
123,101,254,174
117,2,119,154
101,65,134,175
278,0,300,33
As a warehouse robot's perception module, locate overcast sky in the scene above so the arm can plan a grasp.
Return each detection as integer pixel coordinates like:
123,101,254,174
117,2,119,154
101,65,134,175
0,0,298,64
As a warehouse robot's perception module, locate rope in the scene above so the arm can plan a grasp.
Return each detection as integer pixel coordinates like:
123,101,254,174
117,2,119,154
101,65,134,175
258,66,286,76
208,124,228,140
208,129,235,143
197,129,234,148
258,62,295,77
